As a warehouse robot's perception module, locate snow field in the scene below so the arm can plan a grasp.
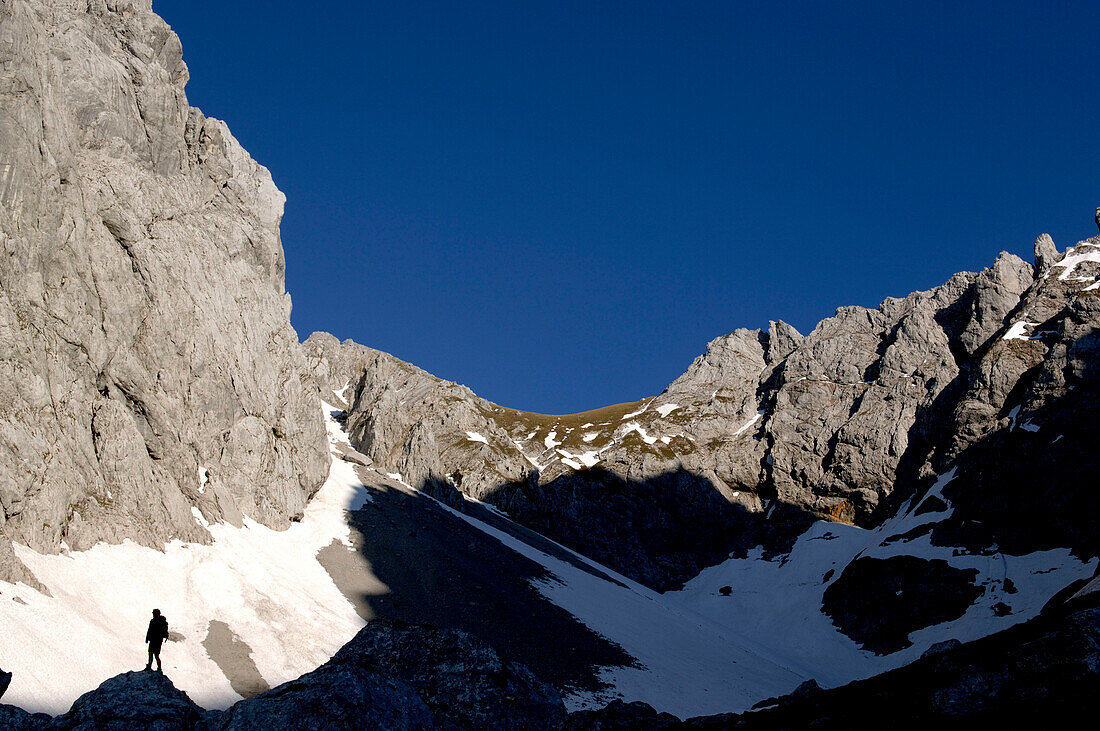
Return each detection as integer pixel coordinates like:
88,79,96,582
670,470,1096,688
0,403,369,714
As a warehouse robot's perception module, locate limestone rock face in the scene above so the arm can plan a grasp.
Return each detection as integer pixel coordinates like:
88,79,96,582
0,0,328,577
330,233,1099,589
1034,233,1061,274
300,332,375,407
305,332,533,503
928,237,1100,558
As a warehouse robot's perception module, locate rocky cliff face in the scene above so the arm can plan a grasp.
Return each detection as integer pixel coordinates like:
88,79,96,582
315,232,1100,590
926,235,1100,559
0,0,328,579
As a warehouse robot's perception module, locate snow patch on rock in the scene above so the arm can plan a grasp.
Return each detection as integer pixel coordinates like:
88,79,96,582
733,411,765,438
1052,243,1100,281
621,422,658,445
1003,321,1037,340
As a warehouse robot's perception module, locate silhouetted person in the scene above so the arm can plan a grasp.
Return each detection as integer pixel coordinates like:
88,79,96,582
0,666,11,700
145,609,169,672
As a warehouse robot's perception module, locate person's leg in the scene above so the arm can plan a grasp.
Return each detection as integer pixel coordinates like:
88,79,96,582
145,646,153,670
154,646,162,672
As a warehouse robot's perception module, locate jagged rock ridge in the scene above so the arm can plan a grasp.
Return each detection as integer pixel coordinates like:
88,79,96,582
310,232,1100,590
0,0,329,581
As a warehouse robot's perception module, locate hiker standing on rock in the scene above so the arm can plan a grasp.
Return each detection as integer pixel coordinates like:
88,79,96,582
145,609,169,672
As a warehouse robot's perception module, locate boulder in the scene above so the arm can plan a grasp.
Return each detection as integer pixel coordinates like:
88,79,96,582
50,671,203,730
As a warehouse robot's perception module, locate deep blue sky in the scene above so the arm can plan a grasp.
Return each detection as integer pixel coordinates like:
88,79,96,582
157,1,1098,414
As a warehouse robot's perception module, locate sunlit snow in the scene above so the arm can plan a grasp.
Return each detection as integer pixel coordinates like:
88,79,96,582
1052,244,1100,281
0,402,370,714
733,410,764,438
512,439,544,470
1002,321,1036,340
668,468,1094,693
621,421,658,444
557,449,601,469
620,400,652,420
334,381,351,402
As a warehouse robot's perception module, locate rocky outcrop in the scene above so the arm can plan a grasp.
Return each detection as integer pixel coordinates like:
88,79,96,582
0,539,46,593
300,332,379,409
563,700,679,730
0,620,565,730
0,704,48,730
49,671,203,731
209,620,566,729
326,230,1100,589
760,251,1032,522
0,0,328,579
820,556,985,654
324,618,566,730
205,659,434,730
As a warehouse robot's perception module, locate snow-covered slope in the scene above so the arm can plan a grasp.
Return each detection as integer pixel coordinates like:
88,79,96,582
3,394,1092,718
668,469,1095,689
0,402,365,713
439,467,1093,715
